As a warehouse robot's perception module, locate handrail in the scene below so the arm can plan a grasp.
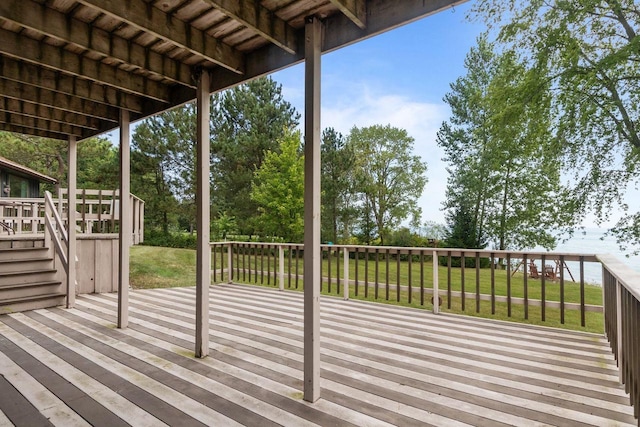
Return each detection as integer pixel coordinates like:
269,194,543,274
210,241,612,323
0,189,143,242
599,254,640,414
44,191,68,274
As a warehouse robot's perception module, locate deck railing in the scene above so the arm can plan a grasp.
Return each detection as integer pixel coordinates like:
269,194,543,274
600,254,640,418
211,240,639,416
0,188,144,244
210,242,604,327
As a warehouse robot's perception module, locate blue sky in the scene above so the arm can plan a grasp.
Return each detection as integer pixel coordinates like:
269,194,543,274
271,2,485,226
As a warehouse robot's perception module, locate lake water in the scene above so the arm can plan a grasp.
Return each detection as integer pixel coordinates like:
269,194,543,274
533,228,640,285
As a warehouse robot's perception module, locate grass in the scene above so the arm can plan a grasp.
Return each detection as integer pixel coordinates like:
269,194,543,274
132,245,605,333
130,245,196,289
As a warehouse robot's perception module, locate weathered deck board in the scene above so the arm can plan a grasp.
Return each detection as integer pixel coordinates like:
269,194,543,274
0,283,635,426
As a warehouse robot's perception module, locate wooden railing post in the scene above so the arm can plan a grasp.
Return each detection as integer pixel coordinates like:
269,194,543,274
43,194,52,249
227,242,233,284
343,248,349,300
279,245,285,291
432,250,439,314
616,278,623,384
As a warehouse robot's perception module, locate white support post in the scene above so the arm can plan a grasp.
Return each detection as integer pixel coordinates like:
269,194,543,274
616,279,623,383
432,250,439,314
66,135,77,309
118,109,131,328
303,16,322,403
343,248,349,300
279,246,285,291
195,69,211,359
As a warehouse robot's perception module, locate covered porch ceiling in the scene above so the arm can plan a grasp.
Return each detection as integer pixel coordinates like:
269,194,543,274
0,0,465,141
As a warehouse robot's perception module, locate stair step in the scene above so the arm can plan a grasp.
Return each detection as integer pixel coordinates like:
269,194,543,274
0,257,53,263
0,292,66,314
0,246,50,261
0,280,62,291
0,269,58,287
0,269,57,277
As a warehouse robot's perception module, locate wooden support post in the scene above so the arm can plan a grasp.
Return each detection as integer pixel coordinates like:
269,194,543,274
195,69,211,359
303,16,322,403
66,135,77,309
118,109,131,328
343,248,349,300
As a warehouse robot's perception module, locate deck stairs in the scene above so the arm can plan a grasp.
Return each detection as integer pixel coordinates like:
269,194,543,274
0,236,64,314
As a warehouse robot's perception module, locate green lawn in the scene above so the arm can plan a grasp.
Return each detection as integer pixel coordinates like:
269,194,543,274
132,245,605,333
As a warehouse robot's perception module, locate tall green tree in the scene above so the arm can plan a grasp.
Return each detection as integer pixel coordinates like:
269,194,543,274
211,77,300,236
348,124,428,245
438,36,563,251
131,104,196,233
473,0,640,252
250,130,304,242
321,127,356,243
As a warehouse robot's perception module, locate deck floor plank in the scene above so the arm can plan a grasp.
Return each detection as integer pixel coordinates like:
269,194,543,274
0,283,635,426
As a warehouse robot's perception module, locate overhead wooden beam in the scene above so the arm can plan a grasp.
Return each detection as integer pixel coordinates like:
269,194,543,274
0,57,144,113
208,0,465,93
0,0,195,89
0,28,170,102
0,124,68,141
77,0,245,74
0,99,104,130
329,0,367,29
0,113,83,137
203,0,298,54
0,79,120,121
323,0,464,50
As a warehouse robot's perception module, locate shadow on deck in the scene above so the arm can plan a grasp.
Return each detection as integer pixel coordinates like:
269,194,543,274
0,283,634,426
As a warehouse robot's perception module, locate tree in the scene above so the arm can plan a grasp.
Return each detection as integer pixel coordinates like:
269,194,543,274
438,35,563,251
442,201,489,268
444,201,486,249
250,130,304,242
473,0,640,253
321,128,356,243
348,124,428,245
131,104,196,233
0,132,119,192
211,77,300,236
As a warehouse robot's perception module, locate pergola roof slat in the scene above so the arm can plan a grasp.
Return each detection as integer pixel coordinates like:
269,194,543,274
0,99,106,130
0,0,196,89
76,0,245,74
0,28,171,103
0,57,145,113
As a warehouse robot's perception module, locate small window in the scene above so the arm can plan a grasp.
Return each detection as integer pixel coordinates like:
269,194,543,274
8,175,29,198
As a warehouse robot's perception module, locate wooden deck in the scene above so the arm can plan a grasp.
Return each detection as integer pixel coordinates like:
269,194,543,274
0,283,634,426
